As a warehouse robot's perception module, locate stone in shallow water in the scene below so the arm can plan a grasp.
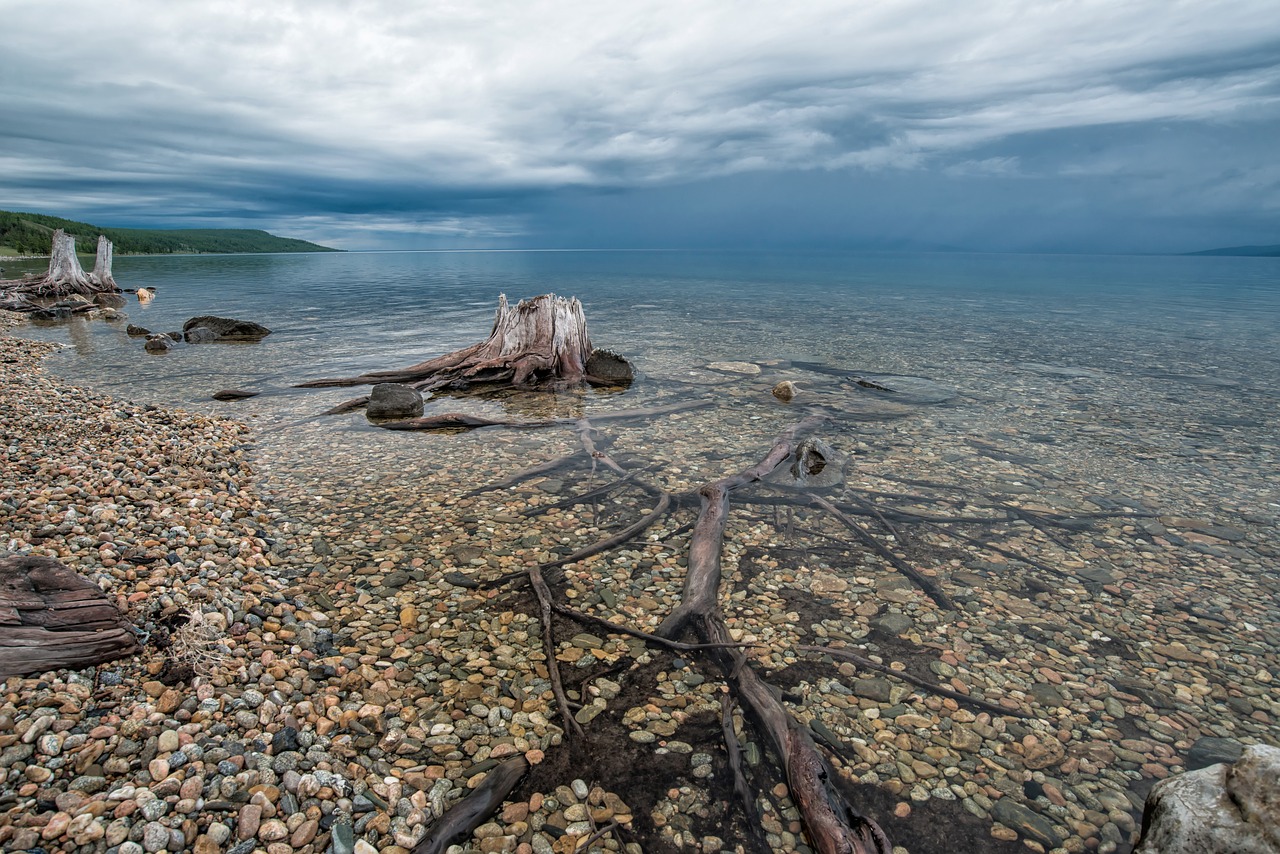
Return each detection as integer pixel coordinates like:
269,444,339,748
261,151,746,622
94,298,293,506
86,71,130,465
992,797,1061,848
182,315,271,341
366,383,424,421
870,613,913,636
705,361,761,375
853,678,892,702
1186,737,1244,771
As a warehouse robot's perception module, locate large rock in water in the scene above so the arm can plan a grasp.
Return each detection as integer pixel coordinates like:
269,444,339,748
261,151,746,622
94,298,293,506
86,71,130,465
182,315,272,342
585,348,633,385
366,383,425,420
1134,744,1280,853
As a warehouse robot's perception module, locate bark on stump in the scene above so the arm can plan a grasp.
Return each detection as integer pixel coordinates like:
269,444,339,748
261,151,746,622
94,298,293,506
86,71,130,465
0,555,140,678
298,293,633,396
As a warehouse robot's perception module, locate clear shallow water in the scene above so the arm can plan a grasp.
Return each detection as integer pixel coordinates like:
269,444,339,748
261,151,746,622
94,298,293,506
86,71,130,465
13,247,1280,526
11,250,1280,851
12,249,1280,403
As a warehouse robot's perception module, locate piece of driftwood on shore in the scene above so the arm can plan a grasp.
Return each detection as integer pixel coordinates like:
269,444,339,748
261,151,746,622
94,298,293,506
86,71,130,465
411,756,529,854
0,555,140,678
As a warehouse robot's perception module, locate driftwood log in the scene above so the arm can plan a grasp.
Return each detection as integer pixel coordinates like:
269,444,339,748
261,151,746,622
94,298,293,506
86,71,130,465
0,555,140,678
411,756,530,854
297,294,634,409
655,417,893,854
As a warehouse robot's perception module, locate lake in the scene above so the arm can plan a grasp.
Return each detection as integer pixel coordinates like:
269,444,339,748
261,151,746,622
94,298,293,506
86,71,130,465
9,248,1280,852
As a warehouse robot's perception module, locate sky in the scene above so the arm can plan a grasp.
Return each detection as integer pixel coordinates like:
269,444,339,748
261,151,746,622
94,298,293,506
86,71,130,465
1,0,1278,253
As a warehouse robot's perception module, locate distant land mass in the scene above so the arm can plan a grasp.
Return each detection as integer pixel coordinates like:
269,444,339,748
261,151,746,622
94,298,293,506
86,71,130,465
0,209,338,255
1186,243,1280,257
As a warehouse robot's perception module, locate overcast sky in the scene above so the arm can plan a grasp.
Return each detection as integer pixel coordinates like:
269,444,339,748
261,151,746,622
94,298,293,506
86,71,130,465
2,0,1278,252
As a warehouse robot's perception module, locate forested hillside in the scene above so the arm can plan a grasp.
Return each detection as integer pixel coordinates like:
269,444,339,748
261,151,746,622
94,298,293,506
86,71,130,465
0,210,337,255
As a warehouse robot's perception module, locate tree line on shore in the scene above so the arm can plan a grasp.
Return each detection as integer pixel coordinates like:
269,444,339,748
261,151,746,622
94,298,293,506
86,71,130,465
0,210,337,255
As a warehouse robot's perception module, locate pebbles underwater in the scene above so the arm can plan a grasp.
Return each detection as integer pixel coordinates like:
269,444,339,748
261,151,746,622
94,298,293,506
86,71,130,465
2,290,1279,854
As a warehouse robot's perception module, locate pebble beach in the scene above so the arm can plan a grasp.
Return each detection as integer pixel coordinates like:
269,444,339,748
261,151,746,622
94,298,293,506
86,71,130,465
2,295,1279,854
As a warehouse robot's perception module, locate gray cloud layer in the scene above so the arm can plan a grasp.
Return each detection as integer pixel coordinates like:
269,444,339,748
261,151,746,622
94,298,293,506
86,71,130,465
2,0,1278,251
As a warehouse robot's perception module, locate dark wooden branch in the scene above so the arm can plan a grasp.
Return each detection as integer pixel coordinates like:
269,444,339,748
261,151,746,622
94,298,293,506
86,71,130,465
540,492,672,571
808,493,956,611
1,556,140,678
721,692,755,818
529,565,584,741
410,756,529,854
702,616,892,854
656,415,828,640
465,453,581,497
552,602,758,653
650,417,890,853
921,521,1075,581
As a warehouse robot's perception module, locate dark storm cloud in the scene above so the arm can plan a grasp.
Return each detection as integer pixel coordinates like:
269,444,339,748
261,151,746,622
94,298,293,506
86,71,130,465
1,0,1277,250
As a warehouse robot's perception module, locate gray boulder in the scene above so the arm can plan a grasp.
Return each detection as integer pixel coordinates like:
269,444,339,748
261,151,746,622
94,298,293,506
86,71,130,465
182,315,271,342
126,324,151,337
93,292,126,309
366,383,424,421
1135,744,1280,854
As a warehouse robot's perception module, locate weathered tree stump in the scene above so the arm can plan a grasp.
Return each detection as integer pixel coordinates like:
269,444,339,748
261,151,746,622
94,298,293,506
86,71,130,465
90,234,117,290
298,294,633,404
1,229,121,300
0,555,140,678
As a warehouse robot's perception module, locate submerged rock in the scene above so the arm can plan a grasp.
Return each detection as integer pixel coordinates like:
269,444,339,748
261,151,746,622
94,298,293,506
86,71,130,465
144,334,173,353
772,380,799,402
1187,737,1245,771
182,315,271,342
706,360,761,375
212,389,260,401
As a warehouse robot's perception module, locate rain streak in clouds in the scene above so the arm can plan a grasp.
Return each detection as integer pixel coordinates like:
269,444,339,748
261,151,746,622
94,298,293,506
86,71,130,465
2,0,1278,252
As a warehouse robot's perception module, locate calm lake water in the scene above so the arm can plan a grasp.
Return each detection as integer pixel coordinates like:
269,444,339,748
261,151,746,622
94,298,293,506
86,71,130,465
13,247,1280,538
12,249,1280,406
10,249,1280,852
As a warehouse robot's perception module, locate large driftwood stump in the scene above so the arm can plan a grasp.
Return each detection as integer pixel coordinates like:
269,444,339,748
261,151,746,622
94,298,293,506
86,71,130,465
0,555,140,678
1,229,121,300
298,294,633,406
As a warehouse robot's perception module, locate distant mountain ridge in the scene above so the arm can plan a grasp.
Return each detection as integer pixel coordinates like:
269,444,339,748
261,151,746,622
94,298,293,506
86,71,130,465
1187,244,1280,257
0,210,338,255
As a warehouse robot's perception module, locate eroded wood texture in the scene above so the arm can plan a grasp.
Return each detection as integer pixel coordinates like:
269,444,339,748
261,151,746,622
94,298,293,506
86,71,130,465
0,555,140,678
